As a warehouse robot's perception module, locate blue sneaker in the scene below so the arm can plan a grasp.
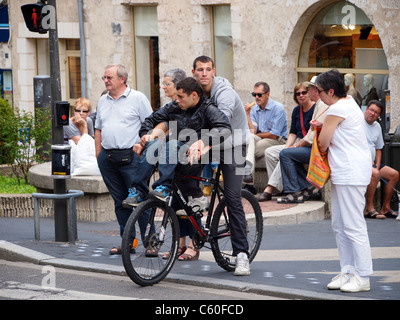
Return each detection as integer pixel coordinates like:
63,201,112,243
122,187,143,208
149,185,171,202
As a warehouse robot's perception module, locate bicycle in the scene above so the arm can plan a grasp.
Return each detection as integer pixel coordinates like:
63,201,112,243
121,165,263,286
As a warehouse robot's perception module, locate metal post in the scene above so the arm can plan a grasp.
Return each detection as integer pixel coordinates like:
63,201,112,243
48,0,68,242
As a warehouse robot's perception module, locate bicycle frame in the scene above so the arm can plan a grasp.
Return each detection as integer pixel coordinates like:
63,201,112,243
168,165,225,241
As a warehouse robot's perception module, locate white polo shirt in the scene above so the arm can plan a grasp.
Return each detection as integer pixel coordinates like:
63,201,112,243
95,86,152,149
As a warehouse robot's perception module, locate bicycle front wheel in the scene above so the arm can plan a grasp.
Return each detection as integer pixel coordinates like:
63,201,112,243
210,189,263,272
121,199,179,286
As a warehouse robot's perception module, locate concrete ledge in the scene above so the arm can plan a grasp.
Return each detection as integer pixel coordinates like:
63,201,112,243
28,162,115,222
263,201,326,225
29,162,108,194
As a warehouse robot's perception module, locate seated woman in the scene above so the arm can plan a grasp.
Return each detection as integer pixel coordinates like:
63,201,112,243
64,98,100,176
63,97,94,144
257,83,315,202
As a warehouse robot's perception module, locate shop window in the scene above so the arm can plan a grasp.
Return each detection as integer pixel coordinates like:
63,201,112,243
0,69,12,106
297,1,389,107
133,6,160,110
66,39,81,102
212,6,233,84
0,4,9,43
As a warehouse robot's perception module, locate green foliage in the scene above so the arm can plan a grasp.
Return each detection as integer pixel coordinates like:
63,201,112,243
0,175,36,194
0,106,52,184
0,99,14,164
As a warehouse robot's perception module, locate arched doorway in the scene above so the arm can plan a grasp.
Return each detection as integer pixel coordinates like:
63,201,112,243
297,1,389,108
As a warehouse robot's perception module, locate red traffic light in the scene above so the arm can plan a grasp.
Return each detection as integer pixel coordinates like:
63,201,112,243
55,101,70,126
21,3,49,34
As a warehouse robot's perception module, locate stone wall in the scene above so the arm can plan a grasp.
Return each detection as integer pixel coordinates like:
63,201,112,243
8,0,400,130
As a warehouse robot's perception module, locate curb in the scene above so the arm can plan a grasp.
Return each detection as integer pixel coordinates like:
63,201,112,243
0,240,366,300
0,201,335,300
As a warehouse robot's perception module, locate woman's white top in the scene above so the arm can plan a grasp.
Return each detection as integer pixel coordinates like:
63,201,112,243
326,97,372,185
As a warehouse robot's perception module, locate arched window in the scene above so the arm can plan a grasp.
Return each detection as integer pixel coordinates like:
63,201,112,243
297,1,389,107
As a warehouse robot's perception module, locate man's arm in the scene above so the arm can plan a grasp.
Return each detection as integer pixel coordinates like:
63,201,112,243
94,129,102,157
245,102,256,134
256,131,278,139
375,149,382,168
134,122,168,155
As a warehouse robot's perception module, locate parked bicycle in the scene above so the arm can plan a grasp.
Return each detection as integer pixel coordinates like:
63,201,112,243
121,165,263,286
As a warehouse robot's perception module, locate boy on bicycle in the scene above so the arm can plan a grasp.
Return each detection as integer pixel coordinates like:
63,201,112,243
122,77,231,214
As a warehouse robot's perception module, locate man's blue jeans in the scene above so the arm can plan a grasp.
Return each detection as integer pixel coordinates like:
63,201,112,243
97,149,142,237
279,146,312,193
146,139,202,198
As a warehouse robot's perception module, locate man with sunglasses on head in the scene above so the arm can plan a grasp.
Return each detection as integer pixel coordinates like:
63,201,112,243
244,82,288,185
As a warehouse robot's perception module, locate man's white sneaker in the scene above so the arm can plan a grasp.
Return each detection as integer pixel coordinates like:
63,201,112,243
176,196,210,216
327,273,350,290
234,252,250,276
340,275,370,293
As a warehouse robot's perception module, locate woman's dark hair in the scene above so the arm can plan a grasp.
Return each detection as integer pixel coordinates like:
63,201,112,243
316,69,347,98
176,77,203,97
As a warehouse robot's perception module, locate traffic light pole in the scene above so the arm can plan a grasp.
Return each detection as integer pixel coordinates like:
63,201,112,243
48,0,68,242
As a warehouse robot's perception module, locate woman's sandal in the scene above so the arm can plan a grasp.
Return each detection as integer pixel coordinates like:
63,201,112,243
277,191,304,204
301,186,321,201
178,246,200,261
382,209,398,219
162,246,187,260
109,244,135,255
364,209,386,219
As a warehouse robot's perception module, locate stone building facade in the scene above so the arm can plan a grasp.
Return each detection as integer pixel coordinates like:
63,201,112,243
6,0,400,130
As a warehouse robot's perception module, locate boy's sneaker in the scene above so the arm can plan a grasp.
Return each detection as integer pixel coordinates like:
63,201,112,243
234,252,250,276
149,185,171,202
176,196,210,216
122,187,143,208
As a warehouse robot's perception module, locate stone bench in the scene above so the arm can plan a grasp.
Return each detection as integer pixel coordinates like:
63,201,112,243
29,162,115,222
252,157,331,218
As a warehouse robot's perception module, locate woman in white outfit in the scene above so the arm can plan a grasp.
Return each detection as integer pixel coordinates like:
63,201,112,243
315,70,373,293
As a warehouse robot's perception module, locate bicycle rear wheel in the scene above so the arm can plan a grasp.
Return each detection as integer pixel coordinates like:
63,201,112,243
121,199,179,286
210,189,263,272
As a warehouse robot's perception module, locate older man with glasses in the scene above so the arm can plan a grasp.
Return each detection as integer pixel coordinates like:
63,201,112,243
95,64,153,255
243,82,288,187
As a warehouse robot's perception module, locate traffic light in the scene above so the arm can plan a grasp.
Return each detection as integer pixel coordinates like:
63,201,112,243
21,3,49,34
55,101,70,126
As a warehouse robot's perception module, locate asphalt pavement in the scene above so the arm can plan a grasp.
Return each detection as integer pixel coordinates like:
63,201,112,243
1,200,399,300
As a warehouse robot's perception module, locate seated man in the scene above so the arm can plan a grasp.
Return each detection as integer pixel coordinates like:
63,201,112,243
243,82,288,185
122,77,231,208
364,100,399,219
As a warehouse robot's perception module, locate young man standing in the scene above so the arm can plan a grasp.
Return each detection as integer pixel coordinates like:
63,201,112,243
192,56,252,276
